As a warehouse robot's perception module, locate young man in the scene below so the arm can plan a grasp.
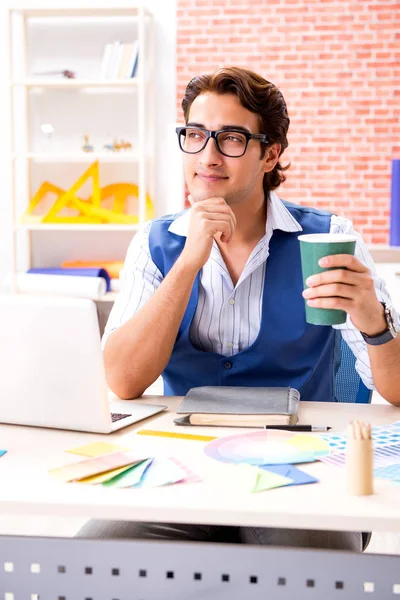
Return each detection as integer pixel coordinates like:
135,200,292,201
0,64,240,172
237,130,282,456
79,67,400,550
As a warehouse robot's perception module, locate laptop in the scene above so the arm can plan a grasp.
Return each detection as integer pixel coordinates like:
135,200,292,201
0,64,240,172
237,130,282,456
0,294,167,433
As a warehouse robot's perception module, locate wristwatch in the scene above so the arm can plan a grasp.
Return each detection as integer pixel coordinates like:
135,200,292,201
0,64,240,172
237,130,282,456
361,302,400,346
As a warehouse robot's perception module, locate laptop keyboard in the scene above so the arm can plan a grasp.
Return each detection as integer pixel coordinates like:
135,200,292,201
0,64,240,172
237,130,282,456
111,412,132,423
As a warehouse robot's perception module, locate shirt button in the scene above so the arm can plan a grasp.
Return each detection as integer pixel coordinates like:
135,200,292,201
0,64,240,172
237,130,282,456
229,298,235,305
224,361,232,370
227,342,233,349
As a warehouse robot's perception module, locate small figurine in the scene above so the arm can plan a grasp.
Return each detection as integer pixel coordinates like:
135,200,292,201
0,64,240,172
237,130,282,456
119,139,132,151
82,134,94,153
63,70,76,79
103,138,132,152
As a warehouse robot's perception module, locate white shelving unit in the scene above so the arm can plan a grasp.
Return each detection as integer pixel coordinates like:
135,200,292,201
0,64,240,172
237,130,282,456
8,3,156,302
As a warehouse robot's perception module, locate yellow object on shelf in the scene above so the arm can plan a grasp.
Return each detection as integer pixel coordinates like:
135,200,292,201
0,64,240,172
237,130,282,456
21,160,154,225
61,260,124,279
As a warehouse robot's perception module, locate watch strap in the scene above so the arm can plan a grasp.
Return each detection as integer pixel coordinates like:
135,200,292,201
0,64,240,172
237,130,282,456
361,328,394,346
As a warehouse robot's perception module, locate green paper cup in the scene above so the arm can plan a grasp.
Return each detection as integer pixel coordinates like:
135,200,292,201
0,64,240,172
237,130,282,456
299,233,357,326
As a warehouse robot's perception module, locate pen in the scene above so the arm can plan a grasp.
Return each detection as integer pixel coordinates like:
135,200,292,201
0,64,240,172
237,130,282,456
264,425,332,432
174,415,331,431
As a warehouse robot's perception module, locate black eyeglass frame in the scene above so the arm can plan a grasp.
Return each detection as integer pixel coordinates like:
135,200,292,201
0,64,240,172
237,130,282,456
175,126,270,158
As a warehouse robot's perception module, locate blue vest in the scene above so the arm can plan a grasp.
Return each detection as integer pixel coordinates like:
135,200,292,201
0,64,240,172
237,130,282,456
148,201,340,401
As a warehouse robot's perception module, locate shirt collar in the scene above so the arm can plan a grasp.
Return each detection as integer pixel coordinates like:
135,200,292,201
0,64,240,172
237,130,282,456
168,191,302,237
267,191,303,233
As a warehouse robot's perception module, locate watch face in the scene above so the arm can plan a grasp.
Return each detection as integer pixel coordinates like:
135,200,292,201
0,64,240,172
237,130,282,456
388,305,400,337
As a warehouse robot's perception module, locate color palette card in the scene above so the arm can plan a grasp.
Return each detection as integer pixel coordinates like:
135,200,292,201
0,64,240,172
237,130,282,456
102,457,201,489
103,459,154,489
321,443,400,469
136,457,187,488
49,452,142,482
261,464,318,486
374,464,400,481
320,422,400,473
170,457,202,484
80,461,147,485
322,421,400,453
66,441,130,457
205,430,330,466
220,463,293,493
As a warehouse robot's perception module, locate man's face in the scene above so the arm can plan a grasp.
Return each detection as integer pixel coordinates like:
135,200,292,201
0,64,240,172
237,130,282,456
183,92,272,205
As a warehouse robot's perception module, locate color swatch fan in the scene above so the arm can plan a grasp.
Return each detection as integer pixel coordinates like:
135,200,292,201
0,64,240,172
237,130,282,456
205,430,330,466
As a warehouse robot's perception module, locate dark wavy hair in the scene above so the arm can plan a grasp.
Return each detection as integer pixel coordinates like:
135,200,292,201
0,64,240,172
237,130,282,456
181,66,290,195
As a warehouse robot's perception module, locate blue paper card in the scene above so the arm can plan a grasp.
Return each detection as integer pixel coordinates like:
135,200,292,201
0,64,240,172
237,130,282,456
0,451,7,458
374,464,400,481
261,464,318,486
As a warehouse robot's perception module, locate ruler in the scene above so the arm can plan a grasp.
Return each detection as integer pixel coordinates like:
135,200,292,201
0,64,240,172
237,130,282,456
136,429,217,442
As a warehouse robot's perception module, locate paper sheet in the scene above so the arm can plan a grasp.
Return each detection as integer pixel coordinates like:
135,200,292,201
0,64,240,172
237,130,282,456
321,421,400,453
80,460,147,484
321,422,400,475
169,457,202,483
136,458,187,488
261,464,318,486
102,459,154,488
66,442,130,457
222,463,293,493
374,464,400,480
49,452,140,482
15,273,107,300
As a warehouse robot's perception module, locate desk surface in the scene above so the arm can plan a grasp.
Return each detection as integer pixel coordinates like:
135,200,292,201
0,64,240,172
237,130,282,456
1,397,400,533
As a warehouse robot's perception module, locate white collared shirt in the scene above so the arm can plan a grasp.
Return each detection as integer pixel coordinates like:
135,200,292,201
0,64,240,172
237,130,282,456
103,192,395,390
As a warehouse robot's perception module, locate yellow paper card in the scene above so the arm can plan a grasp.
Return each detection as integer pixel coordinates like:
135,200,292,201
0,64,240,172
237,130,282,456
49,452,137,482
66,442,130,458
288,434,330,452
80,461,145,485
253,469,292,493
221,464,292,493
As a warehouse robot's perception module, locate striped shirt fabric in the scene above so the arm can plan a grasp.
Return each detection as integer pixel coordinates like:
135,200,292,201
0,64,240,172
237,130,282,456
103,192,395,391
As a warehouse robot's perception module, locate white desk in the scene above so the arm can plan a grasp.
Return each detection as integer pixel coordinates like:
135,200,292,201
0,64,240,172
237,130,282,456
0,397,400,534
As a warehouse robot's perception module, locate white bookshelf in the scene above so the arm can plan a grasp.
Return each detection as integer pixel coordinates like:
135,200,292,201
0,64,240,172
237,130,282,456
8,3,156,303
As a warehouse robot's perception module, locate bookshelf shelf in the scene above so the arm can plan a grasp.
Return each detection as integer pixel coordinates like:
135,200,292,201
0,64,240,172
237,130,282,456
17,223,140,232
97,291,119,303
12,152,140,163
12,79,140,89
14,7,153,19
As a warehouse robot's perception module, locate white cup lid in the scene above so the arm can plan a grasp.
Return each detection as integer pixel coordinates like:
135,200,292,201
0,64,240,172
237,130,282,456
298,233,357,243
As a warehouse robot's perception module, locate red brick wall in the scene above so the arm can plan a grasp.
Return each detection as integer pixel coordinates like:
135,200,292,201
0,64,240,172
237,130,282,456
176,0,400,243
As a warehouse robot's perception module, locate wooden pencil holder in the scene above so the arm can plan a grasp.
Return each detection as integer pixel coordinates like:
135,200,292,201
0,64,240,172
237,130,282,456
346,421,374,496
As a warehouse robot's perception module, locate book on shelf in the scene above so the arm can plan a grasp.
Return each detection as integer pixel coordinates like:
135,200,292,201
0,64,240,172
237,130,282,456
100,40,139,80
99,42,114,79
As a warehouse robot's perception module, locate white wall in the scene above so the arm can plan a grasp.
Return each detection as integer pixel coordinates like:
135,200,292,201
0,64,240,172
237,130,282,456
0,0,181,291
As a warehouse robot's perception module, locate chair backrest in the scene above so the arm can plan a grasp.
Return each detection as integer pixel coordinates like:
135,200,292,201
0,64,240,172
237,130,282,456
335,336,372,404
1,534,399,599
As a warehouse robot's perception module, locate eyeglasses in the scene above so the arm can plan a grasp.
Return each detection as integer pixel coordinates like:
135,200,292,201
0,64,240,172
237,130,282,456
176,126,269,158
